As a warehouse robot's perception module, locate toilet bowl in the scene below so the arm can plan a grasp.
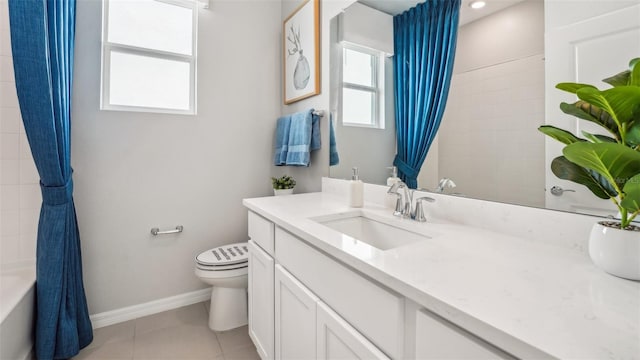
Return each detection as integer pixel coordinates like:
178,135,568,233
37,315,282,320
194,242,249,331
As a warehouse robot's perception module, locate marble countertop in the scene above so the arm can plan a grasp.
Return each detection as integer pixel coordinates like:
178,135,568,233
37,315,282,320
243,192,640,360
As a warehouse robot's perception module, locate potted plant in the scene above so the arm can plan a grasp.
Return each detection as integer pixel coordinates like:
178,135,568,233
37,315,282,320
272,175,296,196
539,58,640,280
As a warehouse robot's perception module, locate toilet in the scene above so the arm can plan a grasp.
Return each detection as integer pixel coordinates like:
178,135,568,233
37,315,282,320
194,242,249,331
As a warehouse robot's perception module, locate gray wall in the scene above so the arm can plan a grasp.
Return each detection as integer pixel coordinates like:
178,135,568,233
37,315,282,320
277,0,357,193
72,0,282,314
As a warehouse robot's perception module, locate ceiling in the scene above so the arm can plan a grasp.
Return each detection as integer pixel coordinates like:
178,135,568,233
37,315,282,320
357,0,527,26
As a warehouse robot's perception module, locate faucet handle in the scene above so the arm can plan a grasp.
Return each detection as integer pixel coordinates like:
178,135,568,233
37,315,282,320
392,193,404,217
413,196,435,222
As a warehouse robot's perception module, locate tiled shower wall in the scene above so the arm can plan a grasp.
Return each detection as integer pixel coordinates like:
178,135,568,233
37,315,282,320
0,0,40,267
437,54,546,208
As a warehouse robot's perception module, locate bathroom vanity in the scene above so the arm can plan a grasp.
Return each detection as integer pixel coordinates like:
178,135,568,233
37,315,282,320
242,181,640,360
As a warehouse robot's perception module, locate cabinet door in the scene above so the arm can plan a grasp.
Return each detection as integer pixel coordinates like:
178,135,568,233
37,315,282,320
248,240,274,359
275,265,319,360
415,309,514,359
316,302,390,360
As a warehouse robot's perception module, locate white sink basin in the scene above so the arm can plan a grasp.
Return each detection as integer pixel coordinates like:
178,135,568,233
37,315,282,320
312,212,430,251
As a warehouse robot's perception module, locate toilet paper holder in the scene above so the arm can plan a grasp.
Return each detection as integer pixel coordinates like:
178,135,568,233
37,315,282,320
151,225,184,236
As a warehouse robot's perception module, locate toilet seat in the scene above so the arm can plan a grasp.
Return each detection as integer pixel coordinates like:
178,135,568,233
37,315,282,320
196,262,247,271
195,242,249,270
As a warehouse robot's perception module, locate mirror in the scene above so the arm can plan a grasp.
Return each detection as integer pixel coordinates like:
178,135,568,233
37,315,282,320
329,0,640,217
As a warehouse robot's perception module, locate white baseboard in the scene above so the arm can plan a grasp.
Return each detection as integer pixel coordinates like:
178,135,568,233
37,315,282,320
90,288,212,329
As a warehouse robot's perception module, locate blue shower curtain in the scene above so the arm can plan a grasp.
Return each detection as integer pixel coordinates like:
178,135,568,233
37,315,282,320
8,0,93,358
393,0,460,188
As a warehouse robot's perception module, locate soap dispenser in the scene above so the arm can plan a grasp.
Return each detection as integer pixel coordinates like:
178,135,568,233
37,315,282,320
386,166,400,186
349,167,364,208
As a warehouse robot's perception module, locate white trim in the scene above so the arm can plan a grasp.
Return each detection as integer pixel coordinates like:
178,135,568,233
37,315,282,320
89,288,212,329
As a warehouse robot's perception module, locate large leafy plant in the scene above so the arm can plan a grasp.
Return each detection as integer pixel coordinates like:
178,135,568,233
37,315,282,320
539,58,640,229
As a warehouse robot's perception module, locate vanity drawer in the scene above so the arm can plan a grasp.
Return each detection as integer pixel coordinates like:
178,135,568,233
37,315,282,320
275,227,404,359
248,211,274,255
415,309,515,359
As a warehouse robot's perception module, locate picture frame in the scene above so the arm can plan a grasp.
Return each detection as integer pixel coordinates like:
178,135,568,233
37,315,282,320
283,0,320,105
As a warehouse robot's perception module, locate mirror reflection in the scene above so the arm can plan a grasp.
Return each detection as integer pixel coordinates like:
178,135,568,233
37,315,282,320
329,0,640,218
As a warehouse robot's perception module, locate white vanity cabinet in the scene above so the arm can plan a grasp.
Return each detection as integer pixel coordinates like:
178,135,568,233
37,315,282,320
317,302,390,360
247,211,276,359
248,239,274,359
275,264,388,360
246,210,511,360
274,264,318,360
415,309,515,359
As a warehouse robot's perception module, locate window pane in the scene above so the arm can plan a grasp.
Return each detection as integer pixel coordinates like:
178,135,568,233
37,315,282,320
343,48,374,87
343,88,373,126
108,0,193,55
109,51,191,111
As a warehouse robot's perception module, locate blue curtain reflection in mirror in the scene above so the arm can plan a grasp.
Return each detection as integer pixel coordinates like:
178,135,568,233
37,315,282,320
393,0,460,188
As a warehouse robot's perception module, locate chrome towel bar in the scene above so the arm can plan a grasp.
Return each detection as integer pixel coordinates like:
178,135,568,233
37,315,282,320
151,225,184,236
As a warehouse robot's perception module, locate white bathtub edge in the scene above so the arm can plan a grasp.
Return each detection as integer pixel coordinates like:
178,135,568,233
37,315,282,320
90,287,212,329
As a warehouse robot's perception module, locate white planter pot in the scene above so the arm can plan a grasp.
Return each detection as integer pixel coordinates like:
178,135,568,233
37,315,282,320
274,188,294,196
589,221,640,281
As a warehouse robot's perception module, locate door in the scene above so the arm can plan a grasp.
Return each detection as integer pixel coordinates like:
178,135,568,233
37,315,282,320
316,301,389,360
275,265,319,360
248,240,274,359
544,3,640,216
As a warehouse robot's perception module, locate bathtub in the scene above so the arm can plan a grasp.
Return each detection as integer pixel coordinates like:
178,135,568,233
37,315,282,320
0,265,35,360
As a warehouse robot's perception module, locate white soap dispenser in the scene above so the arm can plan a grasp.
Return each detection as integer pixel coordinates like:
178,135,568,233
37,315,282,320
387,166,400,186
349,167,364,208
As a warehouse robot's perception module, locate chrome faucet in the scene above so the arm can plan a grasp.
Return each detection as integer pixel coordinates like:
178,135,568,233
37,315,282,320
435,178,456,193
387,182,435,222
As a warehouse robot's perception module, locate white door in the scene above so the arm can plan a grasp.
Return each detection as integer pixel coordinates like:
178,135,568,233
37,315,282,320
544,2,640,216
248,240,275,359
316,302,389,360
274,265,319,360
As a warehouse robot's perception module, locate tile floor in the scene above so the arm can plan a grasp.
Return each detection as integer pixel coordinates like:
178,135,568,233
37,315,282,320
74,302,259,360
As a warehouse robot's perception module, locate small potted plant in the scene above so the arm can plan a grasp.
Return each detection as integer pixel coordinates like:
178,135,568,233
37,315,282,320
539,58,640,280
272,175,296,196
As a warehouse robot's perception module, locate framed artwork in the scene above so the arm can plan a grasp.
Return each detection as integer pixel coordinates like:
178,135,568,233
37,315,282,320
283,0,320,105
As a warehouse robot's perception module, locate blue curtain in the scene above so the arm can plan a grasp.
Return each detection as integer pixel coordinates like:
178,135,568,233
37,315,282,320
8,0,93,359
393,0,460,188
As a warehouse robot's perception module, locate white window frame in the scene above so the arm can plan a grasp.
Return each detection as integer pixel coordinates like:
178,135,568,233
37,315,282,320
340,44,385,129
100,0,198,115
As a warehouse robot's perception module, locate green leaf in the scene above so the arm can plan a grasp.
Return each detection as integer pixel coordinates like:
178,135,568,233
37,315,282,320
621,174,640,213
538,125,584,145
559,101,619,138
602,70,630,87
576,86,640,131
563,142,640,192
630,58,640,86
550,156,617,199
581,131,616,144
556,83,597,94
627,122,640,148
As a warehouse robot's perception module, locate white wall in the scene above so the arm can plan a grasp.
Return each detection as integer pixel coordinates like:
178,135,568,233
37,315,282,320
72,0,282,314
0,0,39,268
276,0,357,193
424,0,545,207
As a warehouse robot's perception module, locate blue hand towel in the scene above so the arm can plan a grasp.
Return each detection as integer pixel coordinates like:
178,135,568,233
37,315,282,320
329,113,339,166
273,115,291,165
285,109,320,166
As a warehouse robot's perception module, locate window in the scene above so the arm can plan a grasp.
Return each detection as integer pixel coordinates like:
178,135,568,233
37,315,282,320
101,0,197,114
340,45,385,128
